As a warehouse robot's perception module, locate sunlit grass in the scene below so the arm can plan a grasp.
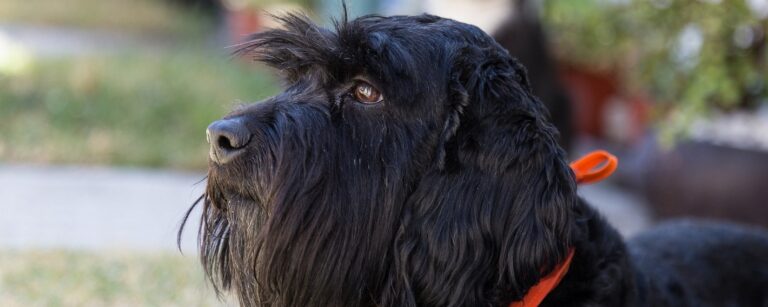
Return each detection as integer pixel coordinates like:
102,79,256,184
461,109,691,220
0,250,227,307
0,51,279,169
0,0,210,36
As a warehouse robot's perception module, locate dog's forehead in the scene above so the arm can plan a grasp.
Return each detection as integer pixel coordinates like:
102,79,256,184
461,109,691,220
330,15,496,81
354,15,491,48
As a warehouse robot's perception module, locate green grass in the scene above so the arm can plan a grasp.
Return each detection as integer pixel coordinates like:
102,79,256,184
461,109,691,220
0,0,210,36
0,250,227,307
0,51,279,169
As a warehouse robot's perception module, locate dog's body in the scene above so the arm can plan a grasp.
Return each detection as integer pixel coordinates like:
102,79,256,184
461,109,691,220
185,13,768,306
547,202,768,306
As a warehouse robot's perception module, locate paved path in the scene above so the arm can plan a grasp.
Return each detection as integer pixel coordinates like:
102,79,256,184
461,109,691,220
0,164,205,252
579,182,651,237
0,164,651,252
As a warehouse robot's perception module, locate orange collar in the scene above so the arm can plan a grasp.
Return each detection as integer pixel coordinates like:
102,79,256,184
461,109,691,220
509,249,575,307
569,150,618,185
509,150,617,307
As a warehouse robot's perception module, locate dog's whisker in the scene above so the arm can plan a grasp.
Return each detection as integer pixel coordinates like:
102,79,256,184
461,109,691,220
176,193,206,253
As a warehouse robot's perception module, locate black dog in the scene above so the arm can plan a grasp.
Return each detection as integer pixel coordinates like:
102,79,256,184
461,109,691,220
183,13,768,306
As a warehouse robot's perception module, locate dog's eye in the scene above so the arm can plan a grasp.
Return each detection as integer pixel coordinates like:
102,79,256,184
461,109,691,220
352,82,383,104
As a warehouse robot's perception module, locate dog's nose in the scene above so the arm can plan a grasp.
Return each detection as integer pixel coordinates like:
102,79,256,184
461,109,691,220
207,118,251,164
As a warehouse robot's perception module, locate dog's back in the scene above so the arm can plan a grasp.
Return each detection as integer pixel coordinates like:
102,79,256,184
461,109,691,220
628,221,768,306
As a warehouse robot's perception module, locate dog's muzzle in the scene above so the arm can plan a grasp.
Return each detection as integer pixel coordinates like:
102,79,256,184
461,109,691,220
207,118,251,164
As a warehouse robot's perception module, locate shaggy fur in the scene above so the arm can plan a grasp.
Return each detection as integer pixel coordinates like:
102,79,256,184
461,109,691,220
493,0,573,150
181,13,768,307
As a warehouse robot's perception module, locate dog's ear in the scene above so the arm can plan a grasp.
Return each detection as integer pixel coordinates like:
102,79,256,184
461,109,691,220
434,44,538,169
234,13,337,83
394,44,576,306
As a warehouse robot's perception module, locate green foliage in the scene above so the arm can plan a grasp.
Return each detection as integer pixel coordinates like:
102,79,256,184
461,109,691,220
543,0,768,136
0,52,278,169
0,250,224,307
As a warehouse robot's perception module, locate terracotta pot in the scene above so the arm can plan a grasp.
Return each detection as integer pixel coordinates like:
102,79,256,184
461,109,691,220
225,6,263,44
558,62,650,144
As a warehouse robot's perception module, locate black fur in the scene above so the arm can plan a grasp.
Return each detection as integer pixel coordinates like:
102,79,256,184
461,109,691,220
181,13,768,307
493,0,573,150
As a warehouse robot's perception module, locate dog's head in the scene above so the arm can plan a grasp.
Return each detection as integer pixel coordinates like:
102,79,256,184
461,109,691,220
185,13,577,307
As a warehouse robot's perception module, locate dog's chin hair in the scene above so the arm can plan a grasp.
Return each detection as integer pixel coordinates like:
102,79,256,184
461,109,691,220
178,176,254,298
199,192,232,292
195,175,264,300
189,166,408,306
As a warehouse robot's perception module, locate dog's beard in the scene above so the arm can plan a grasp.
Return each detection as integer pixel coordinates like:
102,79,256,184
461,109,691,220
195,123,420,306
196,180,263,300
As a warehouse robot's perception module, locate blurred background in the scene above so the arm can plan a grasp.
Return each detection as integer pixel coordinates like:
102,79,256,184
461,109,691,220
1,0,767,305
